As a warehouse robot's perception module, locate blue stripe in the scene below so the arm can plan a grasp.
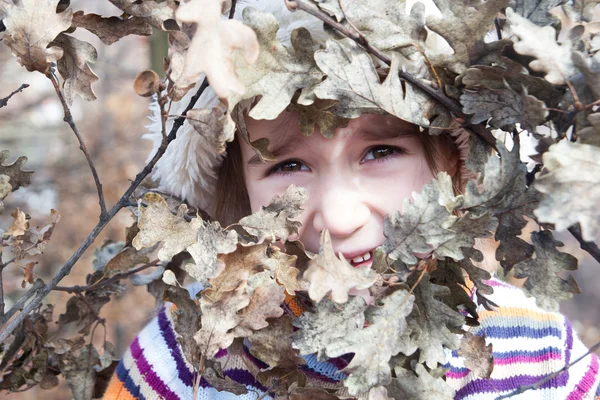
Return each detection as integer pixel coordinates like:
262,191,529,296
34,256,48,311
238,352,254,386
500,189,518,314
493,347,561,360
302,353,347,380
476,325,561,339
116,359,143,399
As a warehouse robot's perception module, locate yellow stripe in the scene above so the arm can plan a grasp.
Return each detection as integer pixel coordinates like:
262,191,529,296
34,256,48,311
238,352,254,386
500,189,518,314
479,306,562,323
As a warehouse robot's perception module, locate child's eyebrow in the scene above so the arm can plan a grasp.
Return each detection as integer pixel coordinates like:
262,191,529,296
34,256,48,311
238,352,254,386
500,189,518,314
246,124,417,166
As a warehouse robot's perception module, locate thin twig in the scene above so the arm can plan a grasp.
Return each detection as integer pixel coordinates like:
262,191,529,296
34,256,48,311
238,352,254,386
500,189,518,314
0,268,4,317
228,0,237,19
0,83,29,108
0,78,210,344
53,260,159,294
47,72,108,219
495,340,600,399
286,0,497,147
0,279,45,328
568,224,600,265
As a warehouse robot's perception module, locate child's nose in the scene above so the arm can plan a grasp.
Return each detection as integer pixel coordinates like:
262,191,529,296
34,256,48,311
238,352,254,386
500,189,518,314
312,184,370,239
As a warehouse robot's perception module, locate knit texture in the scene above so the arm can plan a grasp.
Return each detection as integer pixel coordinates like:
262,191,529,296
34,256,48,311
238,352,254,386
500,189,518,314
103,278,600,399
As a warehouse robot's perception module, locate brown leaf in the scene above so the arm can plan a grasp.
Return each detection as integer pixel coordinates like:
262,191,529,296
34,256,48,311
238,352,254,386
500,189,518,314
6,208,29,237
174,0,259,97
233,273,285,337
304,229,376,303
210,243,270,292
287,99,350,138
457,332,494,379
203,361,249,395
186,101,237,153
104,246,150,278
107,0,176,30
72,11,152,45
52,33,99,105
61,344,101,400
0,150,34,191
267,246,303,295
287,385,340,400
21,261,37,288
163,284,203,365
1,0,72,73
248,315,305,368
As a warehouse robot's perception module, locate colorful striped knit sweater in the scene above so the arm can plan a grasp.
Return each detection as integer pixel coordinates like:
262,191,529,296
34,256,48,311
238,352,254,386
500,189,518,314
103,278,600,399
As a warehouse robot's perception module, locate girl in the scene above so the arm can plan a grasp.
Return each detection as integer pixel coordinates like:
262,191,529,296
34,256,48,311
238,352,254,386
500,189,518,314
103,1,600,398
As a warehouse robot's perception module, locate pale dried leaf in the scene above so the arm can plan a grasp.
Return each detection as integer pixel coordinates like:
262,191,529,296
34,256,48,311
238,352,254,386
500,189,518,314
175,0,259,98
433,212,498,261
534,140,600,241
387,363,454,399
248,315,305,368
228,9,324,119
505,7,576,84
305,229,376,303
578,112,600,146
0,175,11,200
0,150,34,191
162,269,178,286
186,101,236,153
266,246,303,295
6,209,28,237
513,230,580,311
208,243,269,292
62,345,100,400
314,39,433,127
457,332,494,378
72,11,152,45
508,0,568,26
103,247,150,278
238,185,307,243
108,0,176,30
1,0,72,73
286,99,349,138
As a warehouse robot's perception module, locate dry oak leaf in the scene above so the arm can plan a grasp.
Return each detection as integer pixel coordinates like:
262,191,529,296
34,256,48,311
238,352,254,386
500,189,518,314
578,112,600,147
238,184,307,243
21,261,37,288
325,289,415,395
534,140,600,241
1,0,72,73
248,315,305,369
52,33,99,105
208,243,270,293
133,192,205,261
175,0,259,98
233,272,285,337
227,8,324,120
108,0,176,30
5,208,28,237
457,332,494,379
286,99,350,138
513,230,580,312
72,11,152,45
0,150,34,191
186,100,236,153
265,246,303,295
0,175,10,199
304,229,377,303
387,363,454,399
505,7,576,85
313,39,433,127
103,246,150,279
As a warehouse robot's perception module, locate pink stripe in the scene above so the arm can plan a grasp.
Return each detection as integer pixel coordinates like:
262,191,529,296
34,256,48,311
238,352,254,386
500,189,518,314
484,279,512,288
567,354,599,400
495,352,561,365
446,370,470,379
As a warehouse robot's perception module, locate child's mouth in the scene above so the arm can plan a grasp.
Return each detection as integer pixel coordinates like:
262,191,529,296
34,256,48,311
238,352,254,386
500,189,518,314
349,251,373,268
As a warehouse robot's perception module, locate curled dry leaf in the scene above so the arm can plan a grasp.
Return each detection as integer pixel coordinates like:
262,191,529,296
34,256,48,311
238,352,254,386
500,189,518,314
6,208,28,237
266,246,303,295
227,9,324,119
107,0,176,30
248,315,305,368
133,70,160,97
238,184,307,243
457,332,494,379
186,101,237,153
0,150,34,191
534,140,600,241
174,0,259,98
1,0,72,73
21,261,37,288
304,229,377,303
103,246,150,278
72,11,152,45
286,99,349,138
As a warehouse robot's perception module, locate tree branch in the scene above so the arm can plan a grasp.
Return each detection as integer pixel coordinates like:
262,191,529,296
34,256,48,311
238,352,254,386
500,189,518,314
0,83,29,108
285,0,497,147
47,72,108,219
495,339,600,399
0,78,209,344
0,279,45,328
568,224,600,265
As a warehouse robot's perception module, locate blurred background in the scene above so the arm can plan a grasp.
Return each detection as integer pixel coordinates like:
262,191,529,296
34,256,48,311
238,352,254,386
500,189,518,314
0,1,598,399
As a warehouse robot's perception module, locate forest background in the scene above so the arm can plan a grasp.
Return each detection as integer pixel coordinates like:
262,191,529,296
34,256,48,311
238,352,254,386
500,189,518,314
0,0,599,398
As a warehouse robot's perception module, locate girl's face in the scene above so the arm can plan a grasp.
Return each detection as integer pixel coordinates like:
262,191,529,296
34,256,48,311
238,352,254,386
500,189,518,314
240,112,438,268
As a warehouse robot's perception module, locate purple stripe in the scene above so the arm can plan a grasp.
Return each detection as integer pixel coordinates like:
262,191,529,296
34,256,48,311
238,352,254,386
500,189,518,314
484,279,512,288
131,337,181,400
158,308,194,386
300,366,342,384
495,351,561,365
454,372,569,399
224,368,268,391
328,356,350,371
446,369,470,379
567,354,599,400
215,348,228,358
565,318,573,364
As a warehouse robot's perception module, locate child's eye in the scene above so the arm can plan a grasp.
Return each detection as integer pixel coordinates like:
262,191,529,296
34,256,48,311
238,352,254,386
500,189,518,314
361,145,405,163
266,160,310,176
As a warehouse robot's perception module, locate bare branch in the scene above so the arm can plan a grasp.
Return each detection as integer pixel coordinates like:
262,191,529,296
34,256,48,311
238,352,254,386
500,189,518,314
0,78,210,344
568,224,600,265
53,260,159,294
495,340,600,399
285,0,497,147
0,279,45,328
0,83,29,108
0,268,4,317
47,71,108,219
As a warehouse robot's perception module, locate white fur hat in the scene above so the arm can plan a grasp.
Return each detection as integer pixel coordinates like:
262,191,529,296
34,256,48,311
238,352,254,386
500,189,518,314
143,0,469,215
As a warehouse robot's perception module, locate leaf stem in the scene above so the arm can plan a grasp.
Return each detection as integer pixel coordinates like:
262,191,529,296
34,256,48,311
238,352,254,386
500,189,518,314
0,83,29,108
0,78,210,344
568,224,600,265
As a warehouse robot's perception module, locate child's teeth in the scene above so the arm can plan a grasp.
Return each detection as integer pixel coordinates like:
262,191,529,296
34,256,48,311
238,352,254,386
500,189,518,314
351,252,371,264
363,251,371,261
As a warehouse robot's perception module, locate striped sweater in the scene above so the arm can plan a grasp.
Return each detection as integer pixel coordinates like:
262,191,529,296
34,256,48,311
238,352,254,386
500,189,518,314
103,278,600,399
